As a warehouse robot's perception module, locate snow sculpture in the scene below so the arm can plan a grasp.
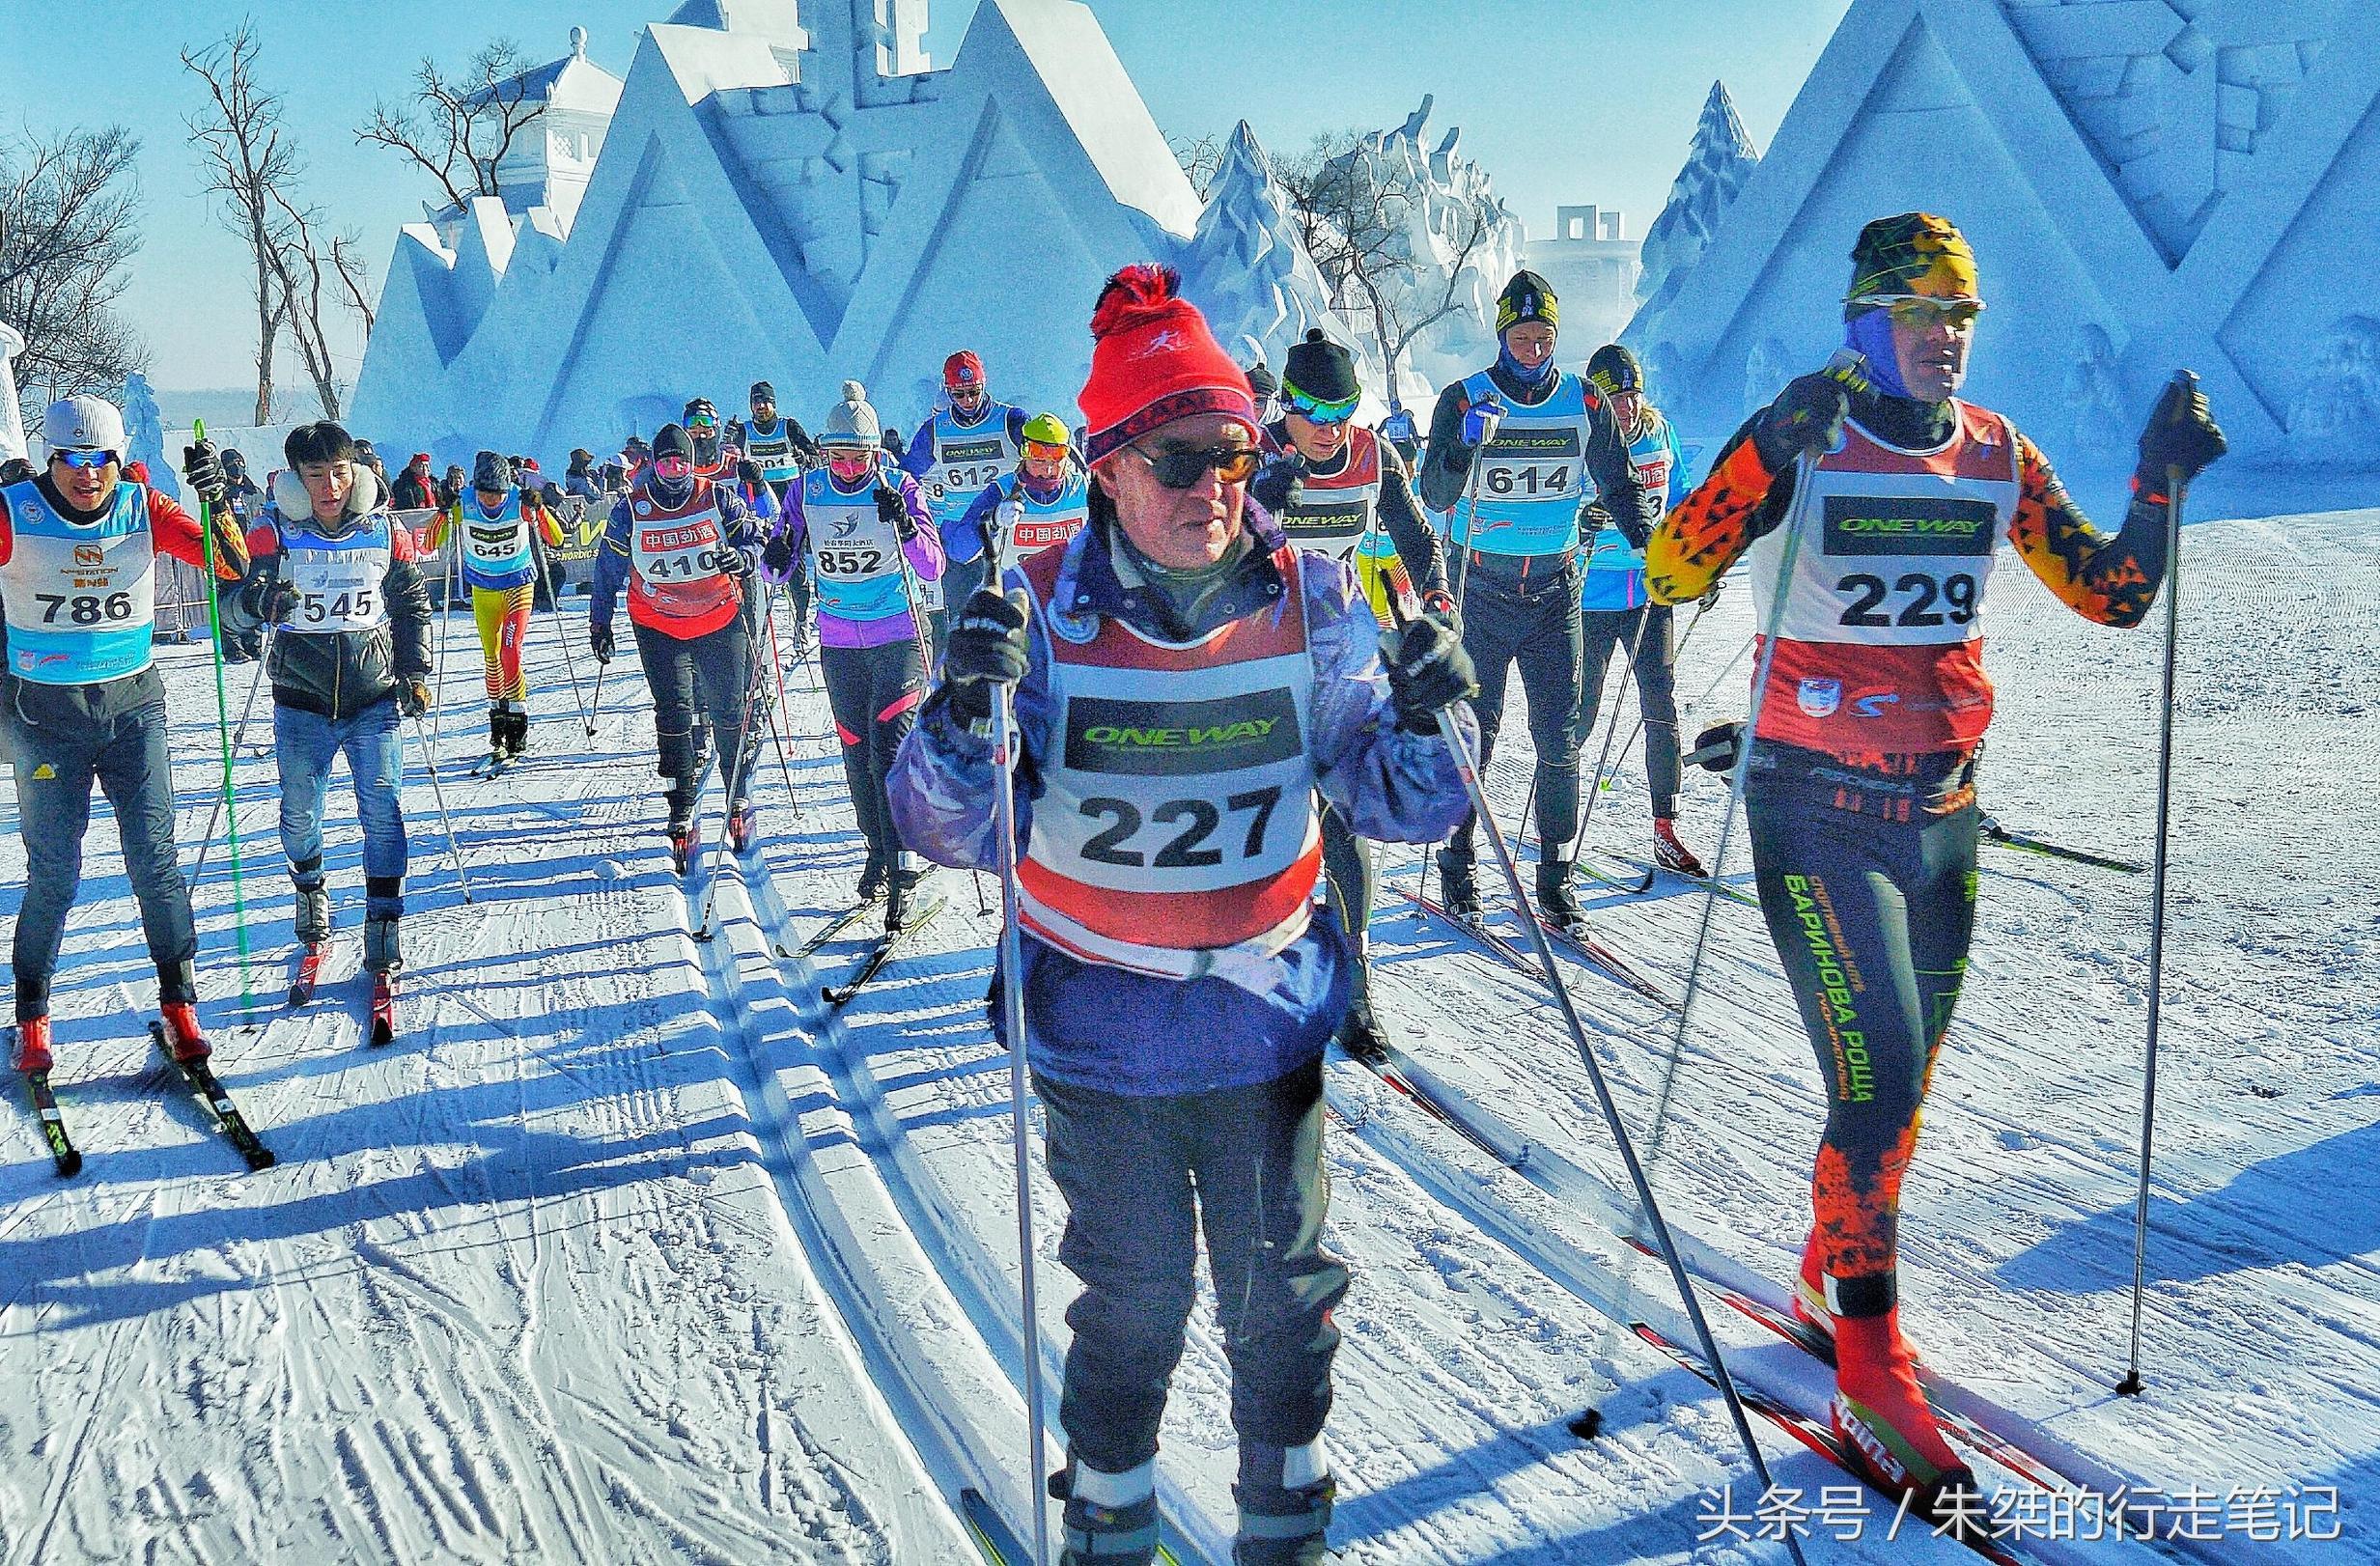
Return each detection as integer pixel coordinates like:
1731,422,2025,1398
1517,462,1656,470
1622,0,2380,470
350,0,1201,472
1177,122,1380,403
2060,324,2130,463
2286,317,2380,465
1634,82,1760,316
1308,97,1526,406
0,321,23,463
118,373,177,500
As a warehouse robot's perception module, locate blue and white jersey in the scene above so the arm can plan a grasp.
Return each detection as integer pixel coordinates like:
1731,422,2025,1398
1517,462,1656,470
741,417,804,485
279,511,395,634
0,478,157,685
798,462,916,628
1580,411,1686,613
1448,370,1593,558
458,489,537,591
908,404,1024,527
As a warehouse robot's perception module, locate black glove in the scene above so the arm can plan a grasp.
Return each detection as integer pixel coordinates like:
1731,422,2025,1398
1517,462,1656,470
1686,719,1744,773
589,621,615,664
397,678,432,718
1378,609,1476,735
875,482,917,541
762,532,796,575
182,441,228,508
2136,374,2226,491
1751,373,1852,472
250,575,300,626
942,587,1029,725
1250,453,1303,517
738,458,765,490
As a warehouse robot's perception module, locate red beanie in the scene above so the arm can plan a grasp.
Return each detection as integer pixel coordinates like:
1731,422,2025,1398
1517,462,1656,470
1078,264,1255,464
943,350,984,388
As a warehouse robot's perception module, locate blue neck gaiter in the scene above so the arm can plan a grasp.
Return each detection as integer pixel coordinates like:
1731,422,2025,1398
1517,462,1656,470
1845,309,1913,399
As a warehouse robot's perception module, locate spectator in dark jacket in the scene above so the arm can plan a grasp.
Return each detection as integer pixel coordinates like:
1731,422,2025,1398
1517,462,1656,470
391,452,436,510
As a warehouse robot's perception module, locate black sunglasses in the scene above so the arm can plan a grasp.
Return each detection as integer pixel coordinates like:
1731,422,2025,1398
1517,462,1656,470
1128,442,1261,490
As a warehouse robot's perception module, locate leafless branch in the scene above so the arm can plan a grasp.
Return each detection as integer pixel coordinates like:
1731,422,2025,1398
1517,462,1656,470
0,123,147,416
184,22,299,424
356,39,540,210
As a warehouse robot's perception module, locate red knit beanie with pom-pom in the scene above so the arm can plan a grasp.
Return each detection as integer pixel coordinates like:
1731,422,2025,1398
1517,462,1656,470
1078,264,1255,463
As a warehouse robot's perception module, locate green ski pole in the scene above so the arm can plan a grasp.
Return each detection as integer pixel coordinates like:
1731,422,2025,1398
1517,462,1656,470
191,419,255,1005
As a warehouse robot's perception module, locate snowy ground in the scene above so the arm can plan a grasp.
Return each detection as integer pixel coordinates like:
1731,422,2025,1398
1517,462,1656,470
0,508,2372,1563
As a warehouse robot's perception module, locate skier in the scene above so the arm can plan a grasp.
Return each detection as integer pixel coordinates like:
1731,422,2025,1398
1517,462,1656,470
889,265,1476,1566
901,351,1027,656
1418,269,1594,926
1646,212,2226,1515
4,395,251,1074
728,380,818,501
1258,327,1453,1044
761,382,940,925
939,411,1088,608
586,422,767,869
203,422,434,1032
216,448,267,662
1572,343,1703,877
421,450,566,762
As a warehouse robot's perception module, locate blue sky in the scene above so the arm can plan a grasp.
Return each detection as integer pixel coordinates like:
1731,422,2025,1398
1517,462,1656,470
0,0,1849,394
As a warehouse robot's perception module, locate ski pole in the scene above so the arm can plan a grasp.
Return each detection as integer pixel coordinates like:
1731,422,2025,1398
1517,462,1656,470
228,626,273,757
585,662,606,739
409,713,475,905
2118,374,2201,1396
1389,597,1804,1565
760,588,801,814
189,633,271,890
988,669,1053,1566
189,419,256,1003
1423,411,1500,904
534,534,594,737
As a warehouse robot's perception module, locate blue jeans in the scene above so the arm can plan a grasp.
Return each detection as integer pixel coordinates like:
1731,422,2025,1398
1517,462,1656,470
6,671,199,1019
273,696,407,918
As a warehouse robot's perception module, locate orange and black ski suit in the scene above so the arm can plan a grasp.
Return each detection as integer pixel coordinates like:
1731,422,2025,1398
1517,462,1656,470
1647,388,2166,1315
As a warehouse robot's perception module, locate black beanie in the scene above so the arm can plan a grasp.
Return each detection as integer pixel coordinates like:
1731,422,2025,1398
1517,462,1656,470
1495,270,1558,335
471,449,509,491
750,379,774,403
1282,328,1359,406
1584,344,1642,397
652,423,692,461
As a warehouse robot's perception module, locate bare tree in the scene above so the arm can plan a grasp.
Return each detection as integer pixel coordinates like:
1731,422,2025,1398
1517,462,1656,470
0,126,147,414
1168,131,1224,203
328,232,376,336
185,25,361,423
356,41,541,211
183,24,294,425
1277,128,1504,393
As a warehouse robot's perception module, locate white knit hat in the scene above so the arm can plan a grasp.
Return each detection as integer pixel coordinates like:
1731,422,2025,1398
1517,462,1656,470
41,395,126,458
818,380,881,448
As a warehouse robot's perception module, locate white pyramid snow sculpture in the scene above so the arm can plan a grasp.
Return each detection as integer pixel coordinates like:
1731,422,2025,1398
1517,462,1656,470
350,0,1202,468
1177,122,1380,405
0,320,27,463
1310,97,1526,406
1634,82,1760,317
1622,0,2380,469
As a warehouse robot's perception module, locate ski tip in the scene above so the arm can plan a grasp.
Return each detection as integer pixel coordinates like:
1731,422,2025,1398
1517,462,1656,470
957,1487,1029,1566
54,1149,83,1179
244,1146,278,1172
370,1022,394,1049
1567,1407,1604,1440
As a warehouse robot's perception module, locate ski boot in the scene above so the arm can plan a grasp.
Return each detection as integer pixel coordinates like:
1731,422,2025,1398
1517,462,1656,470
1434,847,1481,920
11,1017,53,1075
885,862,925,932
668,817,699,877
1652,817,1706,878
1234,1439,1335,1566
294,874,331,945
1334,948,1386,1056
502,704,530,757
1536,859,1586,933
365,915,402,1047
727,802,759,855
1793,1227,1833,1339
157,1001,211,1064
855,853,888,905
1830,1300,1981,1524
488,707,513,761
1052,1459,1160,1566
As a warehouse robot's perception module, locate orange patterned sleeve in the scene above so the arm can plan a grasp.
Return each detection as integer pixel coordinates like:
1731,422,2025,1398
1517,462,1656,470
1645,430,1780,604
2006,433,2163,629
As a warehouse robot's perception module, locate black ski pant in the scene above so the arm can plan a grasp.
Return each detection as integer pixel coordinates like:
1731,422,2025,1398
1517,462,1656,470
633,619,753,828
1318,800,1374,961
5,672,199,1020
1038,1057,1349,1475
1574,603,1682,819
820,637,923,881
1744,743,1979,1312
1448,552,1582,862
